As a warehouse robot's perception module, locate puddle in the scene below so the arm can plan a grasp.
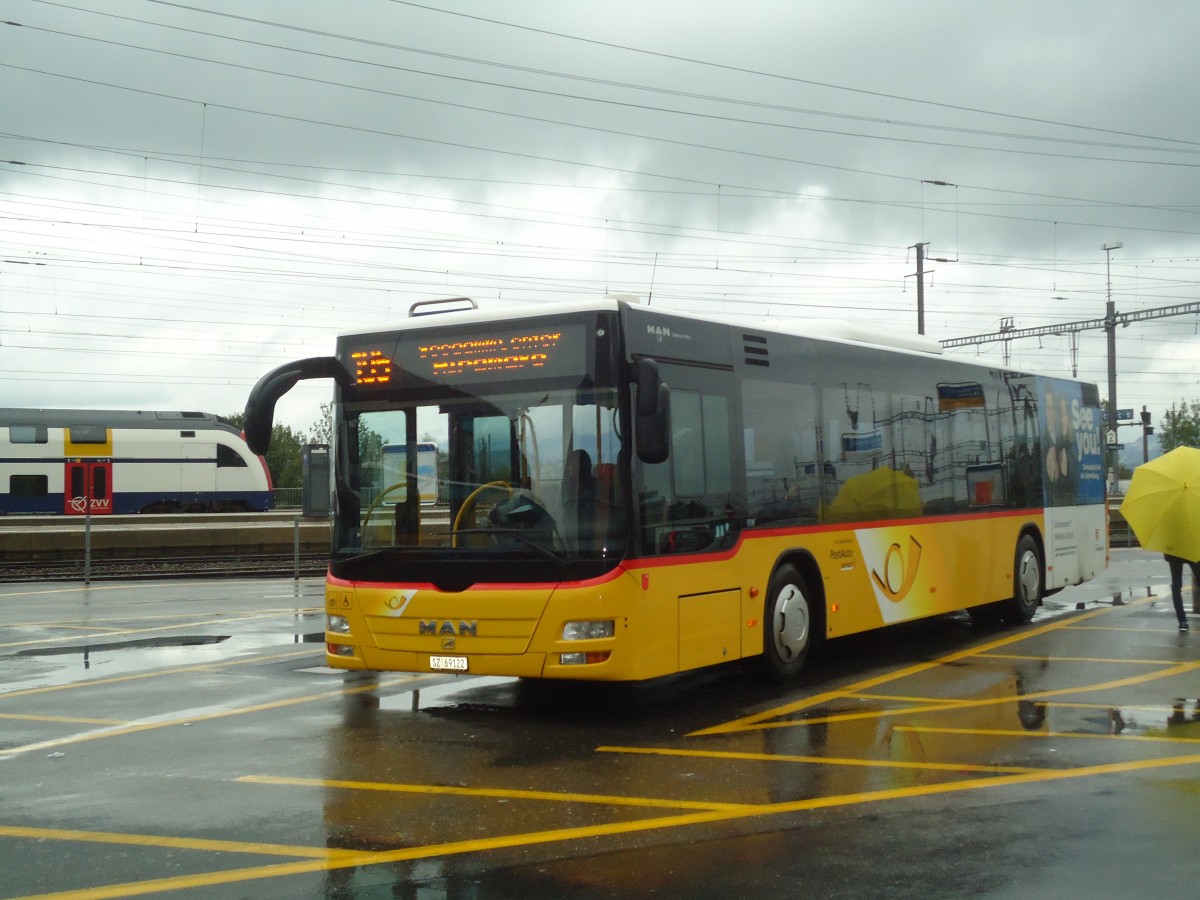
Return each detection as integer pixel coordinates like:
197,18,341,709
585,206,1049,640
18,635,230,658
2,631,325,689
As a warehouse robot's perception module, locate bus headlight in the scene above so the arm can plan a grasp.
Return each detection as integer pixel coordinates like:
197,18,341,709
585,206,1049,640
327,614,351,634
562,620,614,640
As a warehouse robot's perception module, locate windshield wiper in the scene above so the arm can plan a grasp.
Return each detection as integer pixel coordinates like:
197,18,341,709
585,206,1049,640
450,528,570,568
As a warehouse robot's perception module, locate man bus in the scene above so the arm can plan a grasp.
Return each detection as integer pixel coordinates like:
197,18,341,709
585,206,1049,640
244,296,1105,682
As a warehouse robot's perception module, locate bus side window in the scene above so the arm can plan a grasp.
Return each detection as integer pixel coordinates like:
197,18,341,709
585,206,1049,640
741,379,818,525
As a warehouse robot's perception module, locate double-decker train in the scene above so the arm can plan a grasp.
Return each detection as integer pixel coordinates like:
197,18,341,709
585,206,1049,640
0,409,272,515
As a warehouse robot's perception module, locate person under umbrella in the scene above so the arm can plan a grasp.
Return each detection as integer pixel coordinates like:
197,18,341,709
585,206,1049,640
1119,446,1200,633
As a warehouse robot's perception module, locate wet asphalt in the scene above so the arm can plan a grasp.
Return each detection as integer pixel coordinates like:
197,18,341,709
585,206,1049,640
1,547,1197,899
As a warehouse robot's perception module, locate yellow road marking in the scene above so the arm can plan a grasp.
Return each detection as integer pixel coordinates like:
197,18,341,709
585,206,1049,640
693,604,1199,737
894,725,1200,745
0,825,358,860
0,713,126,726
597,744,1041,774
7,624,131,634
0,583,168,600
0,648,316,700
848,692,973,704
7,608,319,627
710,659,1200,736
0,610,318,650
238,774,755,812
978,652,1180,665
689,605,1118,736
10,751,1200,900
0,673,429,758
0,578,320,601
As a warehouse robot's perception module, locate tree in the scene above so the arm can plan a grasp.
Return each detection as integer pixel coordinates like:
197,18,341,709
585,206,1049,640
310,402,333,445
222,412,307,489
1158,400,1200,452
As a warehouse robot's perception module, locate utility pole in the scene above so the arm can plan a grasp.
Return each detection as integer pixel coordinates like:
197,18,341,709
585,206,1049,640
1141,406,1153,464
1102,241,1122,495
912,242,926,335
910,241,955,336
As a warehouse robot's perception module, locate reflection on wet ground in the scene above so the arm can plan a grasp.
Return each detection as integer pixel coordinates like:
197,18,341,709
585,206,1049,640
0,630,326,689
1,557,1198,898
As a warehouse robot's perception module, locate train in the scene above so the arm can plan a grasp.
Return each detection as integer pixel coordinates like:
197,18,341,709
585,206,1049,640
0,408,273,515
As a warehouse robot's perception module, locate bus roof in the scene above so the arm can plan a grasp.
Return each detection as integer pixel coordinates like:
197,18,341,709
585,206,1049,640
339,296,945,357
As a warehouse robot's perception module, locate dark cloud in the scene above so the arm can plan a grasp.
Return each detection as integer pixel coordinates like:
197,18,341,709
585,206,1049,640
2,0,1198,430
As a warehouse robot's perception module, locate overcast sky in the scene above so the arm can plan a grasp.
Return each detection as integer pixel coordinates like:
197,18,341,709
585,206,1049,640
3,0,1199,438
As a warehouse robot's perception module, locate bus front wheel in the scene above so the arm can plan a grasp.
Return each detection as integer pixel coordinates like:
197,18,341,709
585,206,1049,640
760,564,815,682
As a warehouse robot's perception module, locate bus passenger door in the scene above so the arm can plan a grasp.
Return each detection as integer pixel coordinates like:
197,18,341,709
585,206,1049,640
637,363,744,671
64,460,113,515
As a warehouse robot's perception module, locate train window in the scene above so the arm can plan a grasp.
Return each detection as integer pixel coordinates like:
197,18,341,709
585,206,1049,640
68,425,107,444
93,466,109,501
181,431,196,438
69,466,85,500
217,444,247,468
10,475,48,497
9,425,47,444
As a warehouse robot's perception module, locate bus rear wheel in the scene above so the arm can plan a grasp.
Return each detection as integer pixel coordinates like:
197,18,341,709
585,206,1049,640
760,564,815,682
1004,534,1043,624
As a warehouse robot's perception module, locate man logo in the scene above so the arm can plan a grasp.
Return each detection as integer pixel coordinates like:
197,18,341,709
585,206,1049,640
871,536,923,603
419,620,478,637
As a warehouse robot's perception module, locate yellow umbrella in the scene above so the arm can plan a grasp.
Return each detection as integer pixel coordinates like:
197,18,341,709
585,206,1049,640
1119,446,1200,561
827,466,922,521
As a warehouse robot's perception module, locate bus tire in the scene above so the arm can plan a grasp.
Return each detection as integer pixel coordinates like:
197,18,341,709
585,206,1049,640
1004,534,1043,624
760,564,815,682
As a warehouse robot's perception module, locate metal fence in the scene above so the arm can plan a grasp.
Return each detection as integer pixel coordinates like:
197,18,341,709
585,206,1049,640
273,488,303,510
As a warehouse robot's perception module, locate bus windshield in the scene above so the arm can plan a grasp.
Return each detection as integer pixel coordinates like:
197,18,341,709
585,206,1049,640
331,385,626,585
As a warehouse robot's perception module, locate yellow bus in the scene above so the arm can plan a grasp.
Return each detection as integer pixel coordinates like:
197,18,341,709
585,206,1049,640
244,296,1106,682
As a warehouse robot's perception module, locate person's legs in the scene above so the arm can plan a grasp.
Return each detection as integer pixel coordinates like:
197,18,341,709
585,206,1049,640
1184,562,1199,631
1167,556,1186,626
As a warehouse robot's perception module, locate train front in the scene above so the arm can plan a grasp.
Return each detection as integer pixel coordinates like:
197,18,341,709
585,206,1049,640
324,304,641,679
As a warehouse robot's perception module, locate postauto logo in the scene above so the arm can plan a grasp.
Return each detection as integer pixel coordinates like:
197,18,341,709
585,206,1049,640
857,529,928,624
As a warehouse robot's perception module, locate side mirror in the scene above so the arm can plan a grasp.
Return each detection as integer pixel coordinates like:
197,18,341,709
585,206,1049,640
634,358,671,465
244,357,350,455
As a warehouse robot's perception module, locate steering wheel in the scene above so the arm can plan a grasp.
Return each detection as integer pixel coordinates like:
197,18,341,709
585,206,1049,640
358,480,411,544
451,481,513,546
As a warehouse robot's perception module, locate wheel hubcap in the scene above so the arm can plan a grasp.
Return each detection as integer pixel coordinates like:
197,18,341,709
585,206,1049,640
773,584,810,659
1018,550,1040,603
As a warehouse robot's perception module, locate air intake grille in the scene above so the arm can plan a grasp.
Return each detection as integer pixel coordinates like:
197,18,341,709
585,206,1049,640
743,334,769,367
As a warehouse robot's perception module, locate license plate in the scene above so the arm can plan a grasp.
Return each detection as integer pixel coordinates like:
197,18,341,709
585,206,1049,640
430,655,468,672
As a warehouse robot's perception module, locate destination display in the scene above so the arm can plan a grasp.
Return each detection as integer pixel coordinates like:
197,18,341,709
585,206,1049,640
347,323,587,387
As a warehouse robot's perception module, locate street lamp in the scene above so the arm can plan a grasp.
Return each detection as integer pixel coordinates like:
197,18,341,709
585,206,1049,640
1103,241,1123,495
